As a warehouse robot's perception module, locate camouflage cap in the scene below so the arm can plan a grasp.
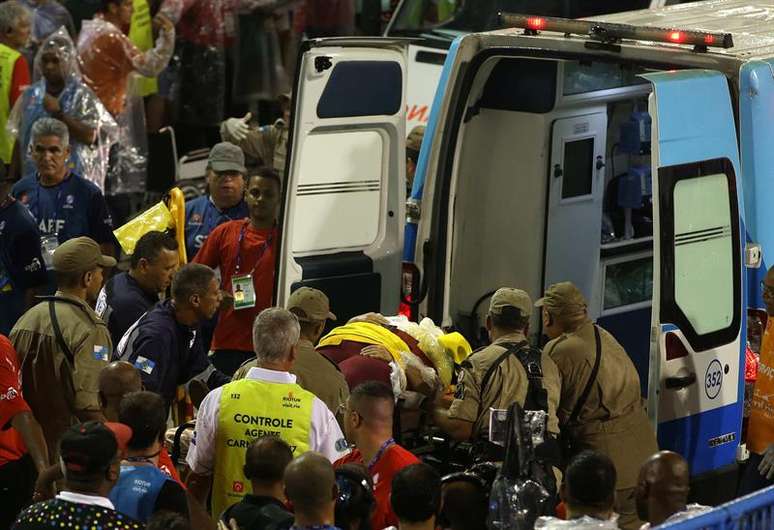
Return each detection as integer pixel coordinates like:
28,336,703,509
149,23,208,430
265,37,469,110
489,287,532,317
287,287,337,322
535,282,588,316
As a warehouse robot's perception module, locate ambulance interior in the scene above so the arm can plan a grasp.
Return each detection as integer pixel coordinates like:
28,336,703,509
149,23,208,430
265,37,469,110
446,56,657,392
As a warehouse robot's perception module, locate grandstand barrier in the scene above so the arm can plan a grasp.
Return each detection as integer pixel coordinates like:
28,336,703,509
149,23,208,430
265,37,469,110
658,485,774,529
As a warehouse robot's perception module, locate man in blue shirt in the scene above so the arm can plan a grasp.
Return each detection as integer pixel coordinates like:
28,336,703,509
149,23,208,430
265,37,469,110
115,263,230,413
12,118,116,285
0,167,47,335
97,230,179,346
184,142,248,260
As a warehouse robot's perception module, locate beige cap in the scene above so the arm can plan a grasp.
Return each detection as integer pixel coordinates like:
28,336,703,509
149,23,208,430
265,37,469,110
535,282,587,316
489,288,532,317
287,287,337,322
53,236,117,273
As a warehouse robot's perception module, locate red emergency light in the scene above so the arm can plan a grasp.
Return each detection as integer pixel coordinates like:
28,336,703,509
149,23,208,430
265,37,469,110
498,12,734,50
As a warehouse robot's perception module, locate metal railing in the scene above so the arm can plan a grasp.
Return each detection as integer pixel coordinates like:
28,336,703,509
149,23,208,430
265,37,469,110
659,486,774,529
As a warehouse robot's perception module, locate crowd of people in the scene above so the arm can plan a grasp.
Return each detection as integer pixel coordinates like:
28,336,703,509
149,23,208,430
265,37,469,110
1,1,774,530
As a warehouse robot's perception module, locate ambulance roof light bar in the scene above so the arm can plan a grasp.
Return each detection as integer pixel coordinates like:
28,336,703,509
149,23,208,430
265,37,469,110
498,12,734,51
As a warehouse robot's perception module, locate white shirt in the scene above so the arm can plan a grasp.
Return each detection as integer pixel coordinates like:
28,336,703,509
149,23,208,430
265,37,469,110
57,491,115,510
187,366,348,474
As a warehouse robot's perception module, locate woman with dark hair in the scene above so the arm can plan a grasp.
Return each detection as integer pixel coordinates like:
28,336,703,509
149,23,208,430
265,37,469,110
335,464,375,530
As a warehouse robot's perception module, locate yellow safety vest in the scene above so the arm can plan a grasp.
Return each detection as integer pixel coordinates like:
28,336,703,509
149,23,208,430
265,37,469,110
0,43,19,163
128,0,158,97
212,377,314,517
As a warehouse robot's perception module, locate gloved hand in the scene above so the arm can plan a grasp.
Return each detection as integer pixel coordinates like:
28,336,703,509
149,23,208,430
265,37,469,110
223,112,252,141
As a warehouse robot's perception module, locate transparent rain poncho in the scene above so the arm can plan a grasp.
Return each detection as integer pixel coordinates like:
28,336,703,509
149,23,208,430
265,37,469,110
77,15,174,193
8,28,118,191
20,0,76,67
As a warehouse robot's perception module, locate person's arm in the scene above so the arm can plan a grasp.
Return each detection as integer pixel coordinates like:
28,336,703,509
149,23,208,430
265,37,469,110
9,56,30,106
219,115,266,163
124,14,175,77
33,463,63,501
86,188,118,262
191,222,224,268
128,330,171,394
433,363,479,442
44,94,97,145
311,400,349,462
185,390,219,504
10,411,49,473
432,407,473,442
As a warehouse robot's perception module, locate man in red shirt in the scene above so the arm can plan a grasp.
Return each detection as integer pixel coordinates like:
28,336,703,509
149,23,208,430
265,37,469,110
193,166,281,375
335,381,419,530
0,334,48,528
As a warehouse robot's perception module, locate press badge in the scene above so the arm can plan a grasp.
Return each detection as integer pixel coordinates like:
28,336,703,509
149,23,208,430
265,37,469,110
40,234,59,270
232,274,256,310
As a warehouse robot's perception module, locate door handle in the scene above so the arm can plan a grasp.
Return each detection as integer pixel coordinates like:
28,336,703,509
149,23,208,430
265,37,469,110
665,373,697,390
553,164,563,178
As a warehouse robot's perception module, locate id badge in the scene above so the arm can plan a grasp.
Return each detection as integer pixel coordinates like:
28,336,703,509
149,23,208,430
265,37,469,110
40,234,59,270
232,274,256,310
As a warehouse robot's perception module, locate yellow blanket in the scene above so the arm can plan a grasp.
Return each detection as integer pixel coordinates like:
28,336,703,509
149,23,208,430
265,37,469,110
318,322,409,367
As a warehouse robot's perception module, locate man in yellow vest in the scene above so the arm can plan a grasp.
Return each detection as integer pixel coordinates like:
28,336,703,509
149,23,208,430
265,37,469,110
0,1,32,166
185,307,349,517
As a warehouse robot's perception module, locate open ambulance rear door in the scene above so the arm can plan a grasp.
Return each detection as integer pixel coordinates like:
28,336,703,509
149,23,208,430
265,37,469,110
646,70,744,478
276,39,408,323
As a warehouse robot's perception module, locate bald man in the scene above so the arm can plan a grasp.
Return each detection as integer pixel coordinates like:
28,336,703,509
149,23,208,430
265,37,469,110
285,452,338,528
336,381,419,529
98,360,142,421
635,451,708,529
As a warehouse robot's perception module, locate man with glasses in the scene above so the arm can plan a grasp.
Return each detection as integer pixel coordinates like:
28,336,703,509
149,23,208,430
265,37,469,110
11,118,117,290
184,142,249,261
741,267,774,494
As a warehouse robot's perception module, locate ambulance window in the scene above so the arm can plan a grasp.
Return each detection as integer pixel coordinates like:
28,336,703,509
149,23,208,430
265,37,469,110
660,158,740,350
317,61,402,118
562,138,594,199
603,255,653,312
563,62,648,96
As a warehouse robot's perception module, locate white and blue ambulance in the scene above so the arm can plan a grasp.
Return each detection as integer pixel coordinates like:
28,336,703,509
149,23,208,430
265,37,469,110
274,0,774,500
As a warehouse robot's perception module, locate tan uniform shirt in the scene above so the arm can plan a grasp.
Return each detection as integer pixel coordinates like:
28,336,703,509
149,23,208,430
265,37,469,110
10,292,111,462
233,339,349,417
220,119,288,173
448,332,561,438
545,320,658,489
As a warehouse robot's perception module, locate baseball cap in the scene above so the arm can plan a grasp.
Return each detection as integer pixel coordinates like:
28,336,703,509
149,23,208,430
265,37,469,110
59,421,132,475
288,287,337,322
208,142,247,174
53,236,117,273
407,125,426,153
535,281,588,316
489,287,532,317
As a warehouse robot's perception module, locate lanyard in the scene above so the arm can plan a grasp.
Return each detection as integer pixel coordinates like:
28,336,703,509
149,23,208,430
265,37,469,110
234,220,275,275
367,438,395,473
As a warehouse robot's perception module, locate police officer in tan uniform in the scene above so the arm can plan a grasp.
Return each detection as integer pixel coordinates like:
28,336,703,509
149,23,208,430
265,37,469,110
234,287,349,422
10,237,115,463
433,288,561,444
220,93,290,173
538,281,658,530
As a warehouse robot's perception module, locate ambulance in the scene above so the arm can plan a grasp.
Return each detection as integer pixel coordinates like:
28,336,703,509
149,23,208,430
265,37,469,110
275,0,774,499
